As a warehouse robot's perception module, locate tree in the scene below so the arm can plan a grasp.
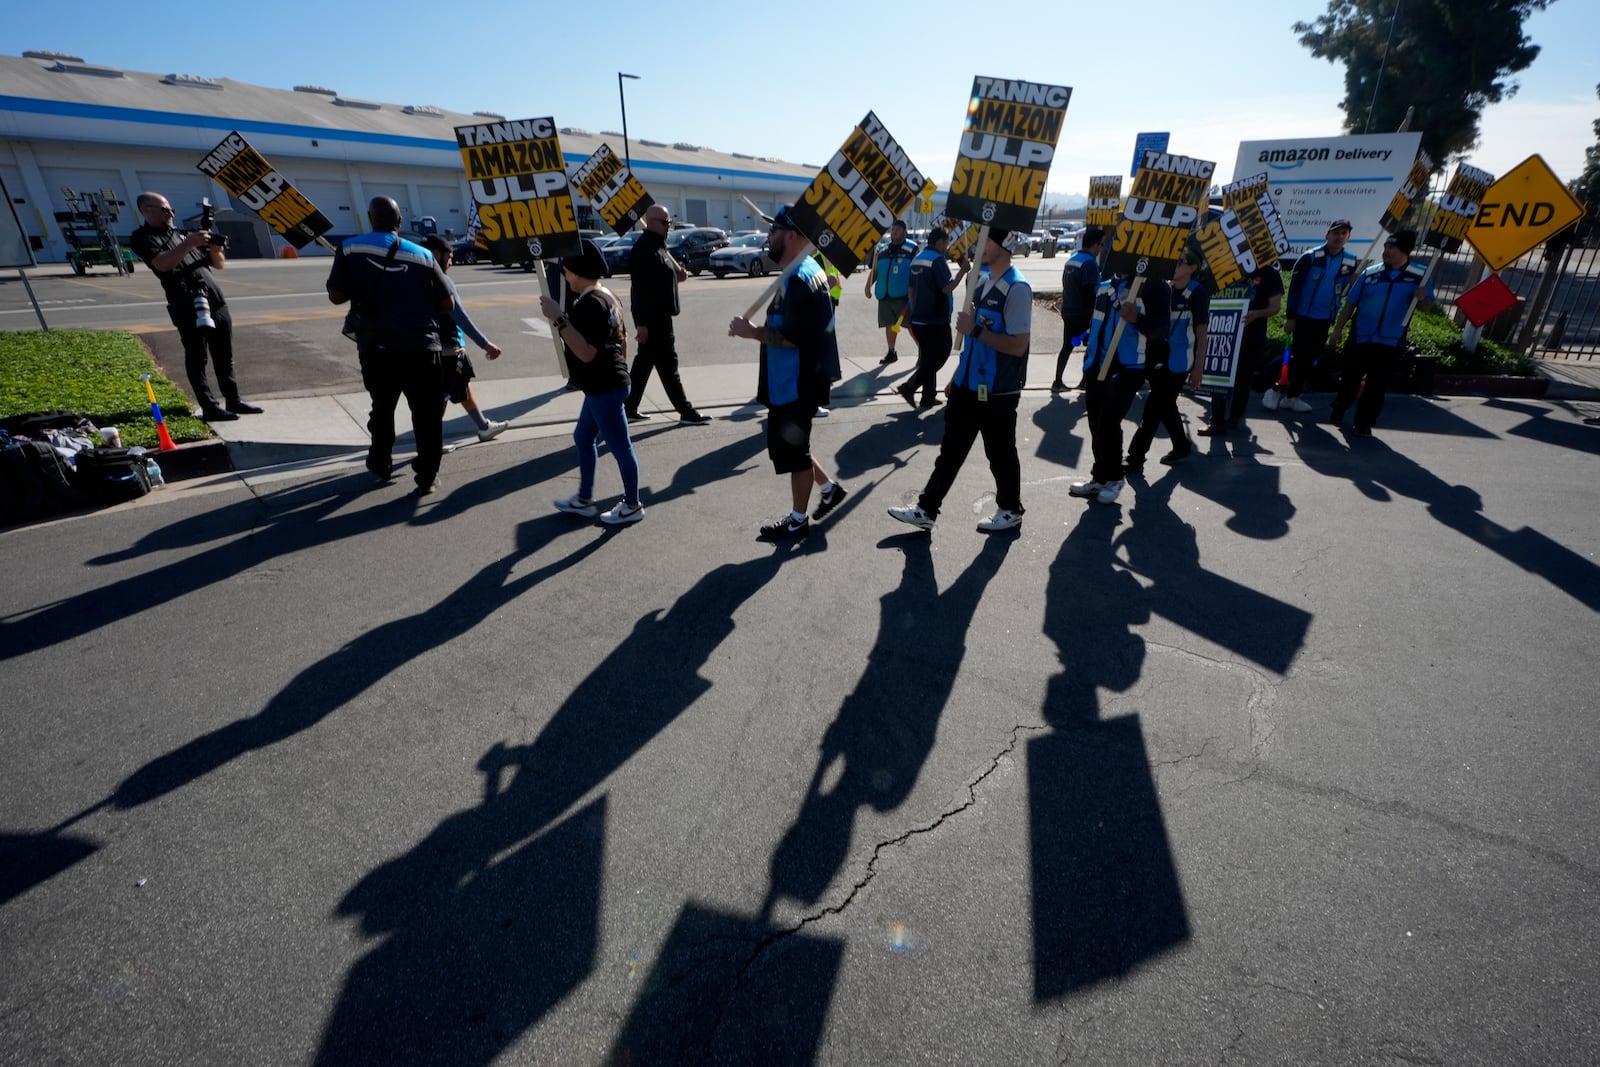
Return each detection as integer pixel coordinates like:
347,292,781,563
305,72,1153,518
1573,83,1600,208
1295,0,1553,166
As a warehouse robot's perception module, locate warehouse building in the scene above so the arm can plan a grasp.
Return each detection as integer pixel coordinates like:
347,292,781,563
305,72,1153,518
0,50,815,262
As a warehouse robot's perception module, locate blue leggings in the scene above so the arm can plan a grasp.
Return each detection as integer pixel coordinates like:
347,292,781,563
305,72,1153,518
575,384,640,504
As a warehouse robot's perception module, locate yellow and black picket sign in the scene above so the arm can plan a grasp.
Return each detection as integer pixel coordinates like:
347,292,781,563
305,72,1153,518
1466,155,1584,271
196,132,332,249
573,144,655,236
1220,171,1291,272
1380,150,1434,233
946,76,1072,234
1104,149,1213,281
932,211,978,262
1193,208,1251,292
788,111,924,277
455,116,581,265
1086,175,1123,230
1100,149,1215,381
1424,163,1494,253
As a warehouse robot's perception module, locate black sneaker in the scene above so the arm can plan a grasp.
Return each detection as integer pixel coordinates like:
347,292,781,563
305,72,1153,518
679,410,712,425
879,350,899,365
1159,447,1192,466
201,407,239,422
812,482,847,521
896,384,917,408
758,513,810,540
226,400,264,414
918,396,943,410
626,410,650,423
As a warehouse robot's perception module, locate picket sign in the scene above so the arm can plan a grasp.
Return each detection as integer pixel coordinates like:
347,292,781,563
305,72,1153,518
528,262,569,377
961,225,991,309
737,242,816,324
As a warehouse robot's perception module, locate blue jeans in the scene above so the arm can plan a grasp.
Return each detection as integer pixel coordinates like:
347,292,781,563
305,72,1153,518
575,384,639,503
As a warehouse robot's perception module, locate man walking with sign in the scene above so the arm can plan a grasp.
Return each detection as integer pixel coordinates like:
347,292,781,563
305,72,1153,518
1051,226,1104,392
866,220,917,364
1327,230,1429,438
888,229,1032,534
130,192,263,423
627,204,709,425
1127,246,1207,472
898,226,970,410
1200,263,1282,435
728,207,846,541
1071,270,1171,505
1275,219,1358,412
326,197,454,495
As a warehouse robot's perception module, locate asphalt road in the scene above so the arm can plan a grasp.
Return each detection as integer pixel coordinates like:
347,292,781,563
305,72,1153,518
3,380,1598,1064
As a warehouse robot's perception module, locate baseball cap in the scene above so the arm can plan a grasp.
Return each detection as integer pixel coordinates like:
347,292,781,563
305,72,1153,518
1327,218,1354,232
771,205,800,231
1385,230,1416,253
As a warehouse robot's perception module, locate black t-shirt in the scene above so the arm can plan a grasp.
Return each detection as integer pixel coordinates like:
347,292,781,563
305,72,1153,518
1245,268,1285,342
566,286,630,395
130,224,225,312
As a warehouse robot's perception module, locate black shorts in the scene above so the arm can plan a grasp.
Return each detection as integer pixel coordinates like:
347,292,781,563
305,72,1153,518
441,348,475,403
765,402,814,475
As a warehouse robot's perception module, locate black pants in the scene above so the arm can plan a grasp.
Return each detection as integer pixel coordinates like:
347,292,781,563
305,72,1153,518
169,302,238,412
1332,342,1398,429
627,320,694,415
906,323,953,405
918,389,1022,518
1286,317,1331,397
360,348,444,487
1085,365,1146,483
1128,366,1190,464
1054,314,1092,385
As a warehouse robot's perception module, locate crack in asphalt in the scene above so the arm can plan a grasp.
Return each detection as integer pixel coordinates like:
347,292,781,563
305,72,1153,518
705,721,1049,1050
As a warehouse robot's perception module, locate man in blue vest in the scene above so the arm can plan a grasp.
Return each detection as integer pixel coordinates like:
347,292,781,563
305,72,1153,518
1051,226,1104,392
887,229,1031,533
728,206,846,540
897,226,971,409
866,219,917,364
1327,229,1429,437
1127,246,1208,472
1071,270,1172,505
1273,218,1358,413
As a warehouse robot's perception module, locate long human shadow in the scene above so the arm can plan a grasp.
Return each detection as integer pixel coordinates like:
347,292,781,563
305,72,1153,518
1288,419,1600,612
317,552,785,1065
1032,390,1086,468
830,408,937,482
0,829,98,907
1486,397,1600,457
1031,507,1189,998
610,533,1015,1065
1175,435,1297,540
103,512,606,814
641,426,770,508
3,447,576,661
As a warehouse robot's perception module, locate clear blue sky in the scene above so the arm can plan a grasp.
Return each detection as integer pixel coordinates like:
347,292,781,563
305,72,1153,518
10,0,1598,193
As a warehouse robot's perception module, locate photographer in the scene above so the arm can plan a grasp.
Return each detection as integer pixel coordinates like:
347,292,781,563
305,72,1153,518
130,192,261,421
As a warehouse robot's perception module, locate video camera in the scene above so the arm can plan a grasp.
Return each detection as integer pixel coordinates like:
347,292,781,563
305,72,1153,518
198,198,228,249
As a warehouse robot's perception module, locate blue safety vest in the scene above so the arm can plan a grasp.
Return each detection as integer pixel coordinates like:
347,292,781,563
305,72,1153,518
952,266,1029,396
873,240,917,299
1344,262,1428,347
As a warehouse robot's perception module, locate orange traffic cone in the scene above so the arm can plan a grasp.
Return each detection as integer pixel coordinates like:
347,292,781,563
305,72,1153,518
140,375,180,451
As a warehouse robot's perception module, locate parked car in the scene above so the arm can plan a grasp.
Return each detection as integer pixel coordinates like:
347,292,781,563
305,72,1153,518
450,236,486,264
665,227,730,276
709,233,777,278
600,231,645,273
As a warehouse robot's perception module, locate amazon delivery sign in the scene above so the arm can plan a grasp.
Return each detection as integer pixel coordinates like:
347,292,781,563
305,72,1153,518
1235,132,1422,256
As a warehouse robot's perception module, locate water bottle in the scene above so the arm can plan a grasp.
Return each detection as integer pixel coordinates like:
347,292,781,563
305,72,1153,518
144,457,165,487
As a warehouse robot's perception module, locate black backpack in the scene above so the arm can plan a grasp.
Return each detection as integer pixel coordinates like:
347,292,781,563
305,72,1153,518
0,439,94,524
71,447,153,504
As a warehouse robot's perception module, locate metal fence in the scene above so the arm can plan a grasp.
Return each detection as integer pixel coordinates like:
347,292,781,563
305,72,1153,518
1407,174,1599,361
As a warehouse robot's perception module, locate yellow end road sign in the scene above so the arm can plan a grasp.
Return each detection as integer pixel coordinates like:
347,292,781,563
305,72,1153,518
1466,154,1586,272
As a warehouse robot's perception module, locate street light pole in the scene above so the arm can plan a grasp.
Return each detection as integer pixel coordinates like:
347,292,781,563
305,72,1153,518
618,72,640,175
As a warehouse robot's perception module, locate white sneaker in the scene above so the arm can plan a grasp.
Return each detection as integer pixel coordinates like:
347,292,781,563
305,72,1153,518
1262,387,1281,411
814,407,831,418
1096,479,1125,505
976,509,1022,532
555,495,599,518
887,504,935,530
1068,480,1105,498
477,419,508,442
601,501,645,525
1282,395,1313,413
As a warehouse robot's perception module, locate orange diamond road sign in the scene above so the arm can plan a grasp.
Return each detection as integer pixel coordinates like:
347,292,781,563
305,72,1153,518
1466,154,1587,272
